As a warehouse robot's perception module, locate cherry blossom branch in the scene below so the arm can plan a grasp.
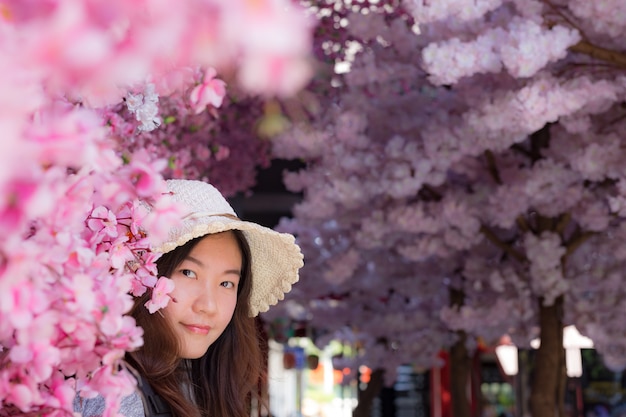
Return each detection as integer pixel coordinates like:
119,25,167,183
484,150,502,185
480,225,526,263
542,0,584,35
516,215,531,233
536,213,555,234
541,0,626,70
563,231,595,260
570,41,626,70
554,213,571,236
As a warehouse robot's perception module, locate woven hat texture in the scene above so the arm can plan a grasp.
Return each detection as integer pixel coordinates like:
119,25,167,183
155,179,304,317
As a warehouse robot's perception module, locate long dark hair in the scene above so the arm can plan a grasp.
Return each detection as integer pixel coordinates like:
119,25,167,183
126,230,264,417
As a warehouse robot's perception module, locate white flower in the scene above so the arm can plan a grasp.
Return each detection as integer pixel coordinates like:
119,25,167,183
125,83,161,132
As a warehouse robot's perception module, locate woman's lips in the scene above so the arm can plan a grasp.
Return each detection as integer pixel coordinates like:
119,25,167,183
182,324,211,335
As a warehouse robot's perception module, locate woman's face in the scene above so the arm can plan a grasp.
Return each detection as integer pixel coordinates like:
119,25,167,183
163,231,242,359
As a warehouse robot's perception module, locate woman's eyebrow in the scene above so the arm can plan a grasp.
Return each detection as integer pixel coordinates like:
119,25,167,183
185,255,241,275
223,266,243,276
184,255,204,267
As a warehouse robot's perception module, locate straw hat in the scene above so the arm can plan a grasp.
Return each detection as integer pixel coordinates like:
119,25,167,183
154,179,304,317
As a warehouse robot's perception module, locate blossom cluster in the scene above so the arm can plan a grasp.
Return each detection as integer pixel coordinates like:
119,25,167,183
269,0,626,378
0,0,313,415
422,18,581,85
0,137,182,416
107,77,273,198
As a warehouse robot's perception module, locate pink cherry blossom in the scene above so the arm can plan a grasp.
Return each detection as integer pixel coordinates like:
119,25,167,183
0,1,314,410
4,383,33,413
144,277,175,314
87,206,118,238
188,68,226,114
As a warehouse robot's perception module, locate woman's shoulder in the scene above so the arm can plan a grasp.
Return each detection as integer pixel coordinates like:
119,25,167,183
73,391,145,417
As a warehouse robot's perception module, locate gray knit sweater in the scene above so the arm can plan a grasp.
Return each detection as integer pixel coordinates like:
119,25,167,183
73,391,145,417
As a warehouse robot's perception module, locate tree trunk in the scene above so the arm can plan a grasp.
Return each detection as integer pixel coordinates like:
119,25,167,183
353,368,384,417
449,287,472,417
450,331,472,417
529,295,566,417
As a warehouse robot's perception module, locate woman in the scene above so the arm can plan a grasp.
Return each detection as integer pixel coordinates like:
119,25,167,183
75,179,304,417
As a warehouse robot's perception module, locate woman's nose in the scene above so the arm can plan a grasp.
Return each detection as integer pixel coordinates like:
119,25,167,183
193,288,218,314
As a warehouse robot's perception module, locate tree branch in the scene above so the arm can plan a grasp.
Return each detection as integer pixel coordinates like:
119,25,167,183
563,231,595,260
484,150,502,185
536,213,555,234
516,215,531,233
480,225,527,263
554,213,571,236
570,41,626,69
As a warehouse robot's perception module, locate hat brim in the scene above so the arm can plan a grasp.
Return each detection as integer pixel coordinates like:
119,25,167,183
154,215,303,317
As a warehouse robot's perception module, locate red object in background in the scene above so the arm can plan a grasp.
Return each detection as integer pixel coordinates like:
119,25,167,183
283,352,296,369
431,351,452,417
432,347,501,417
359,366,372,384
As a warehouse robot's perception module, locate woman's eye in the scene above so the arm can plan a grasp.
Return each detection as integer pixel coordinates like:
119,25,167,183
221,281,236,289
180,269,197,279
